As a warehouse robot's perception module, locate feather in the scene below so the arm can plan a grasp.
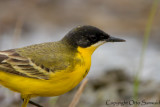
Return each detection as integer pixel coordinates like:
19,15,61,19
0,49,50,79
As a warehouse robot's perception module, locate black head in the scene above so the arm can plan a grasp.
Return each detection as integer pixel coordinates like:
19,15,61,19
62,25,125,48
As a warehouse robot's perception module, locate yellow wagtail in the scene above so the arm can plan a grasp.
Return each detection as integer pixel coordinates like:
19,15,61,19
0,25,125,107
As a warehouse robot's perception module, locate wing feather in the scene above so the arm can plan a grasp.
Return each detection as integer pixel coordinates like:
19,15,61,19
0,49,50,79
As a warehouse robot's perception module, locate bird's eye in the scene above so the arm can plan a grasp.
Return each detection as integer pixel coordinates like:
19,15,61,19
89,35,97,41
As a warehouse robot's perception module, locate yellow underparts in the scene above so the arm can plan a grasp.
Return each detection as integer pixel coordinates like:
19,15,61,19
0,45,99,97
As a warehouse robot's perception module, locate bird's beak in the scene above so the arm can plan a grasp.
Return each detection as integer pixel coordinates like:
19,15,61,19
106,36,126,42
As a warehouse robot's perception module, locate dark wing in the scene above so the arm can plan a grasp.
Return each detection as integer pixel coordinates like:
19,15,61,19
0,49,50,79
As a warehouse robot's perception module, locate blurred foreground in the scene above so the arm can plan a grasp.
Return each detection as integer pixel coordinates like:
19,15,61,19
1,70,160,107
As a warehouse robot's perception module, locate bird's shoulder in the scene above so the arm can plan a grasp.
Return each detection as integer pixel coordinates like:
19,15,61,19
16,42,78,69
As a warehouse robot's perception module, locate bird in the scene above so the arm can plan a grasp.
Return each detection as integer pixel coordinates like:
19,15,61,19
0,25,125,107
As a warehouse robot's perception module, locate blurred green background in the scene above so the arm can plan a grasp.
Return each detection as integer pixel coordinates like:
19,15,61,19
0,0,160,107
